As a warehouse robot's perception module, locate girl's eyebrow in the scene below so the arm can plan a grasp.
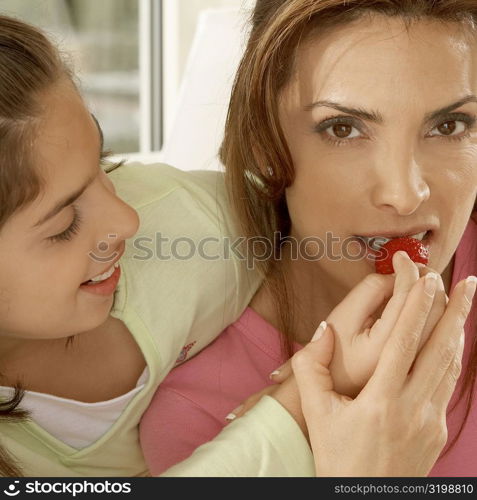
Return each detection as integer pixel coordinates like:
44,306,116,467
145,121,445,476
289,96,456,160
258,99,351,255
305,94,477,125
91,114,104,151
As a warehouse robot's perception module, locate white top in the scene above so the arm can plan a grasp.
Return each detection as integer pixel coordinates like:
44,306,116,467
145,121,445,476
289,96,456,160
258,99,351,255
0,368,149,450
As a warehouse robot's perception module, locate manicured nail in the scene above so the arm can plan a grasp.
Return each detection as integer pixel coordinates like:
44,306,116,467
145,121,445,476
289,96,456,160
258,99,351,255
312,321,327,342
458,331,466,354
270,363,285,379
464,276,477,304
225,405,244,422
395,251,408,261
424,273,438,296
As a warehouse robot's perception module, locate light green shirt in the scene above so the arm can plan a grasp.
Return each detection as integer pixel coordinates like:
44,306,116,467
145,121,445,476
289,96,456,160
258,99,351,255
1,163,313,477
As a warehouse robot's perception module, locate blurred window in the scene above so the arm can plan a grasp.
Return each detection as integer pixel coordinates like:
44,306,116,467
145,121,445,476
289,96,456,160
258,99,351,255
0,0,144,154
0,0,254,158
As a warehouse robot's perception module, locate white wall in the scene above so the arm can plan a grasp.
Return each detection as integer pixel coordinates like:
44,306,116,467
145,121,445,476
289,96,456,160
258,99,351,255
162,0,255,139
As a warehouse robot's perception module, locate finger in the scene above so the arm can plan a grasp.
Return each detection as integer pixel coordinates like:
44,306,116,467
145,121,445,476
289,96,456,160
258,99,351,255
225,385,277,422
364,274,438,397
292,323,337,418
328,273,395,338
416,264,449,305
407,276,476,401
368,251,420,339
356,255,428,374
432,331,465,411
270,359,293,383
417,273,447,352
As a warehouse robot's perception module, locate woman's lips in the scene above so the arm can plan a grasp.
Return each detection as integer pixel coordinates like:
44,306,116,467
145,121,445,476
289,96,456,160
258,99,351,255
355,231,429,249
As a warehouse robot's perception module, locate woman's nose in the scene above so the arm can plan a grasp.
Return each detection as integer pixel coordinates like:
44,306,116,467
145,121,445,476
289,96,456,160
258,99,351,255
370,153,430,216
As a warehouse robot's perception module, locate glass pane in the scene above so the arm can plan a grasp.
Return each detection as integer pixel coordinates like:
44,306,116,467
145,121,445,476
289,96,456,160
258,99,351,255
0,0,140,154
174,0,250,84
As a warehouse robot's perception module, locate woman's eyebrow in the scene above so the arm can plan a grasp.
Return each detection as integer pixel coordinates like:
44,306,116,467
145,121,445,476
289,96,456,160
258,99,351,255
424,95,477,123
306,95,477,126
305,100,384,123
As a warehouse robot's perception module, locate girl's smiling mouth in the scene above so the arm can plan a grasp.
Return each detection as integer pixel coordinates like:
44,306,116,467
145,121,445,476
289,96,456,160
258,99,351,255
80,263,121,296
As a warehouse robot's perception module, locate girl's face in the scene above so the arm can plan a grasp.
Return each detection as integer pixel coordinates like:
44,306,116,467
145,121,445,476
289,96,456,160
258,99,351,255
281,15,477,288
0,82,139,340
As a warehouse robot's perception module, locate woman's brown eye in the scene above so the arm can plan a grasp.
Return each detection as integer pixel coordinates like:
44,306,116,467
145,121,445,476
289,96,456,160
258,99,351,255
332,124,353,138
437,121,457,135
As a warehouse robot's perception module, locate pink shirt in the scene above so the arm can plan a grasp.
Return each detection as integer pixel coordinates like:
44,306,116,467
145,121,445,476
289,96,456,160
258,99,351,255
140,219,477,477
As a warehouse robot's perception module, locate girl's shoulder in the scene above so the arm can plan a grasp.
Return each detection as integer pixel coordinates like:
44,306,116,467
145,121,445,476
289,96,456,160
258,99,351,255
109,162,226,214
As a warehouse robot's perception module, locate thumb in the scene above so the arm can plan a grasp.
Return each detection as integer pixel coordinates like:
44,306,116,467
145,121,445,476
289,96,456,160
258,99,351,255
292,321,336,418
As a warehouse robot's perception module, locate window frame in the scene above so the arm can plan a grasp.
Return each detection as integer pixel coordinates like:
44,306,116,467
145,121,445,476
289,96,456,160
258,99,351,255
139,0,163,154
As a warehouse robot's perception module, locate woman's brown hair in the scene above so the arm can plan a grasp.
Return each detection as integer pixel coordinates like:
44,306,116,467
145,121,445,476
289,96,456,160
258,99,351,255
221,0,477,460
0,14,71,476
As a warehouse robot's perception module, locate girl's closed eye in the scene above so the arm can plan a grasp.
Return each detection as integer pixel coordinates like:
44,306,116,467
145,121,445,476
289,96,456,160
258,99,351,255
46,152,122,245
48,205,82,243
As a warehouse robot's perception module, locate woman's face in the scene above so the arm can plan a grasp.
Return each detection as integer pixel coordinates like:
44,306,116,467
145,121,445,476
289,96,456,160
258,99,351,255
281,15,477,288
0,81,139,340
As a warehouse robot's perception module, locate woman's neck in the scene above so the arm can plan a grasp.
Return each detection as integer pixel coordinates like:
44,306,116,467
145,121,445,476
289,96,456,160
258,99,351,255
251,256,456,345
250,260,349,344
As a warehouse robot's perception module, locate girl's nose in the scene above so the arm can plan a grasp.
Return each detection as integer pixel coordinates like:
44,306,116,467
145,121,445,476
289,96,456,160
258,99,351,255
107,198,140,242
99,171,140,242
88,195,139,267
97,184,140,249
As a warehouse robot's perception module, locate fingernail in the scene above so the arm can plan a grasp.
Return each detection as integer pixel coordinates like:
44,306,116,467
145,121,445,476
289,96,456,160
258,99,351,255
425,273,438,296
464,276,477,304
225,405,244,422
269,363,285,379
459,331,466,351
395,251,408,261
312,321,327,342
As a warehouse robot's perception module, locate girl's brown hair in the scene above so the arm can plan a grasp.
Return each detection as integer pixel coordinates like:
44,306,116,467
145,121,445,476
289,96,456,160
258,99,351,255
221,0,477,460
0,14,71,476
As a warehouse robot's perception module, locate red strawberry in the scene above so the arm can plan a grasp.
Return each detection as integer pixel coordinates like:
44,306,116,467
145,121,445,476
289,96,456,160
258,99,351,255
375,237,429,275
